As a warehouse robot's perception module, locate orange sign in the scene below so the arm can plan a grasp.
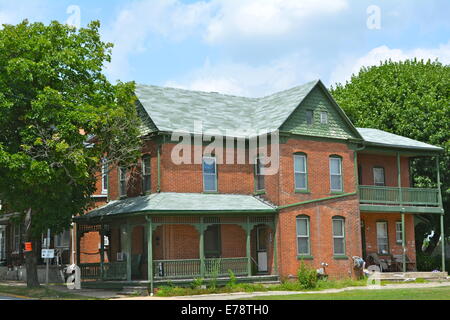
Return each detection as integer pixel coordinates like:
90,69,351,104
24,242,32,252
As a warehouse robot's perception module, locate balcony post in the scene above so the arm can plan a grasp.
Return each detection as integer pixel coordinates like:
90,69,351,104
437,156,445,272
100,223,105,280
199,217,205,278
246,216,252,277
401,214,406,272
126,222,132,281
397,153,402,205
146,216,154,295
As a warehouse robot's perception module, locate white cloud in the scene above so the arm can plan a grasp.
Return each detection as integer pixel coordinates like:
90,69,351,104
205,0,349,44
165,53,320,97
330,42,450,85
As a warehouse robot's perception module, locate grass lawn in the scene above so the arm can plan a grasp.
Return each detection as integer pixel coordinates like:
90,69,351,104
0,284,101,300
250,286,450,300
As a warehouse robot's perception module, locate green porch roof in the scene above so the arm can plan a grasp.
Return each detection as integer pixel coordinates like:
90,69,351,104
79,193,277,220
357,128,443,152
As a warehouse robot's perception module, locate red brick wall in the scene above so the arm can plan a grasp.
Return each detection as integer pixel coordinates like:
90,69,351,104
360,212,416,262
358,153,410,187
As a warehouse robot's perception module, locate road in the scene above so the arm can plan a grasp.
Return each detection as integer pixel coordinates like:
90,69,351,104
0,295,27,300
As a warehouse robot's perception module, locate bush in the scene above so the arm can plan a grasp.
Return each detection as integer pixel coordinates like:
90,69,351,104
226,269,237,288
297,261,318,289
191,278,204,289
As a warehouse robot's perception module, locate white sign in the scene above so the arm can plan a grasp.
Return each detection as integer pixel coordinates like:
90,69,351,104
41,249,55,259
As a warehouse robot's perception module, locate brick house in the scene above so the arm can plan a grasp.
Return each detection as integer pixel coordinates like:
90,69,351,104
8,79,445,285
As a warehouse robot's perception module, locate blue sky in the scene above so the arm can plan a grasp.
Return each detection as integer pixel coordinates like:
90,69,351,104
1,0,449,97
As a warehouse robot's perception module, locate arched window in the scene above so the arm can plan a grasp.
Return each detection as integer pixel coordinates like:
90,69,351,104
294,153,308,191
332,216,345,256
329,155,343,192
296,215,310,256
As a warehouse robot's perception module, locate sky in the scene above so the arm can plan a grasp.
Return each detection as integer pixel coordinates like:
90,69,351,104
1,0,449,97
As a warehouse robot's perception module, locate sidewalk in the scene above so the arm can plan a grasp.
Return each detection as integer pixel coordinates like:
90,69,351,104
113,281,450,300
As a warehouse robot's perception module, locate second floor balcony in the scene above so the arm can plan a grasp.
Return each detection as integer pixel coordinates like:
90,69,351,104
359,185,443,214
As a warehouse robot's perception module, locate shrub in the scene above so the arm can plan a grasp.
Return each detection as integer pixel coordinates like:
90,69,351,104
297,261,318,289
191,278,204,289
226,269,237,288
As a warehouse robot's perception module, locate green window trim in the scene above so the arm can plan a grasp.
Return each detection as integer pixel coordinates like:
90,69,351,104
294,153,308,191
203,156,218,193
295,189,311,194
332,216,346,256
333,255,349,260
296,215,311,256
297,255,314,260
330,155,343,193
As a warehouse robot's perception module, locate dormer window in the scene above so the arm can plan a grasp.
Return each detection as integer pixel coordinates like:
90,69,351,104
320,111,328,124
306,110,314,125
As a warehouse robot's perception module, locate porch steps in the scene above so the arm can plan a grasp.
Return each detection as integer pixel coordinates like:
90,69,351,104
120,286,149,296
370,271,448,282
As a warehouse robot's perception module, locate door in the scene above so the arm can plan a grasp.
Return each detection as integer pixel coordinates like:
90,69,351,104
256,226,268,273
361,220,366,259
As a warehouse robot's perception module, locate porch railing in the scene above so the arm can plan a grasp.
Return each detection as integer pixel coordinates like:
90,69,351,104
79,262,127,280
359,186,440,206
153,257,248,279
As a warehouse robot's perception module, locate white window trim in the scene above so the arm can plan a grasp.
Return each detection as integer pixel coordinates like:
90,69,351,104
119,167,127,197
294,154,308,190
320,111,328,124
373,167,385,186
332,217,346,256
101,158,108,195
330,157,343,192
306,110,314,125
296,216,310,256
395,221,403,244
376,221,389,254
202,156,217,192
142,156,151,193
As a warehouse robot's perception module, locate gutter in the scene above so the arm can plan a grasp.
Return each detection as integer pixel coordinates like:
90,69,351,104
278,192,357,210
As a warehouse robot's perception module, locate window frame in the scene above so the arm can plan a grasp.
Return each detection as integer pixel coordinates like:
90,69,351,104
373,167,386,186
296,215,311,256
254,156,265,192
202,156,218,193
119,167,127,198
13,224,21,253
376,221,390,255
329,156,343,192
320,111,328,124
332,216,346,256
142,155,151,194
294,153,308,191
395,221,403,244
306,110,314,125
101,158,108,195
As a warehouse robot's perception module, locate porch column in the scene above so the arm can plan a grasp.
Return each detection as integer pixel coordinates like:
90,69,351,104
273,216,278,275
100,224,105,280
76,223,81,265
126,222,132,281
437,156,445,272
199,218,205,277
401,214,406,272
246,216,251,277
146,217,154,295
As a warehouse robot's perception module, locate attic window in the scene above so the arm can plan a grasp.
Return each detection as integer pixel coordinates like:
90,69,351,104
306,110,314,125
320,112,328,124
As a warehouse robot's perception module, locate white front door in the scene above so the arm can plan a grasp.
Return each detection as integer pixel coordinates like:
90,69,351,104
256,226,268,272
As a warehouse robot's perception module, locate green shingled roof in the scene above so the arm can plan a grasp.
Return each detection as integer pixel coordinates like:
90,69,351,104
135,80,320,138
79,193,276,220
357,128,443,152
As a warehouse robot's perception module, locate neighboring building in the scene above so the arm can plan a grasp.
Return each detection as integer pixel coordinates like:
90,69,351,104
2,79,445,285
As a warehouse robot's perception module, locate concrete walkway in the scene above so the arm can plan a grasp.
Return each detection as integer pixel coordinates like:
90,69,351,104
113,281,450,300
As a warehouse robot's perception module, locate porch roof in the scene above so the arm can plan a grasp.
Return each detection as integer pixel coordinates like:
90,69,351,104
78,193,277,220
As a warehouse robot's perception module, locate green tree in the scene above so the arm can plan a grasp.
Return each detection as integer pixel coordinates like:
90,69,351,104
0,20,142,287
331,59,449,255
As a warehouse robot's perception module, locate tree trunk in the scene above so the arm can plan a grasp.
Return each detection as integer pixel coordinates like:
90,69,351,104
24,209,40,288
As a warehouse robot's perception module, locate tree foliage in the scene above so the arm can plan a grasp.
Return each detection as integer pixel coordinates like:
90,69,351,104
0,20,142,285
331,59,450,251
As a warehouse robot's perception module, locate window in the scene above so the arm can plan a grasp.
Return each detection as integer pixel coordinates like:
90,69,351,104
101,158,108,194
296,216,310,255
119,167,127,197
358,165,362,185
373,167,385,186
203,156,217,192
320,111,328,124
377,221,389,254
332,217,345,256
396,221,403,244
294,154,308,190
142,156,151,193
0,226,6,261
204,225,221,258
306,110,314,125
330,157,343,192
55,229,71,248
255,157,265,192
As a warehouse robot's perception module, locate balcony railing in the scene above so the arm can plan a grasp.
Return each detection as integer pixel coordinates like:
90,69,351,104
359,186,440,207
79,262,127,280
